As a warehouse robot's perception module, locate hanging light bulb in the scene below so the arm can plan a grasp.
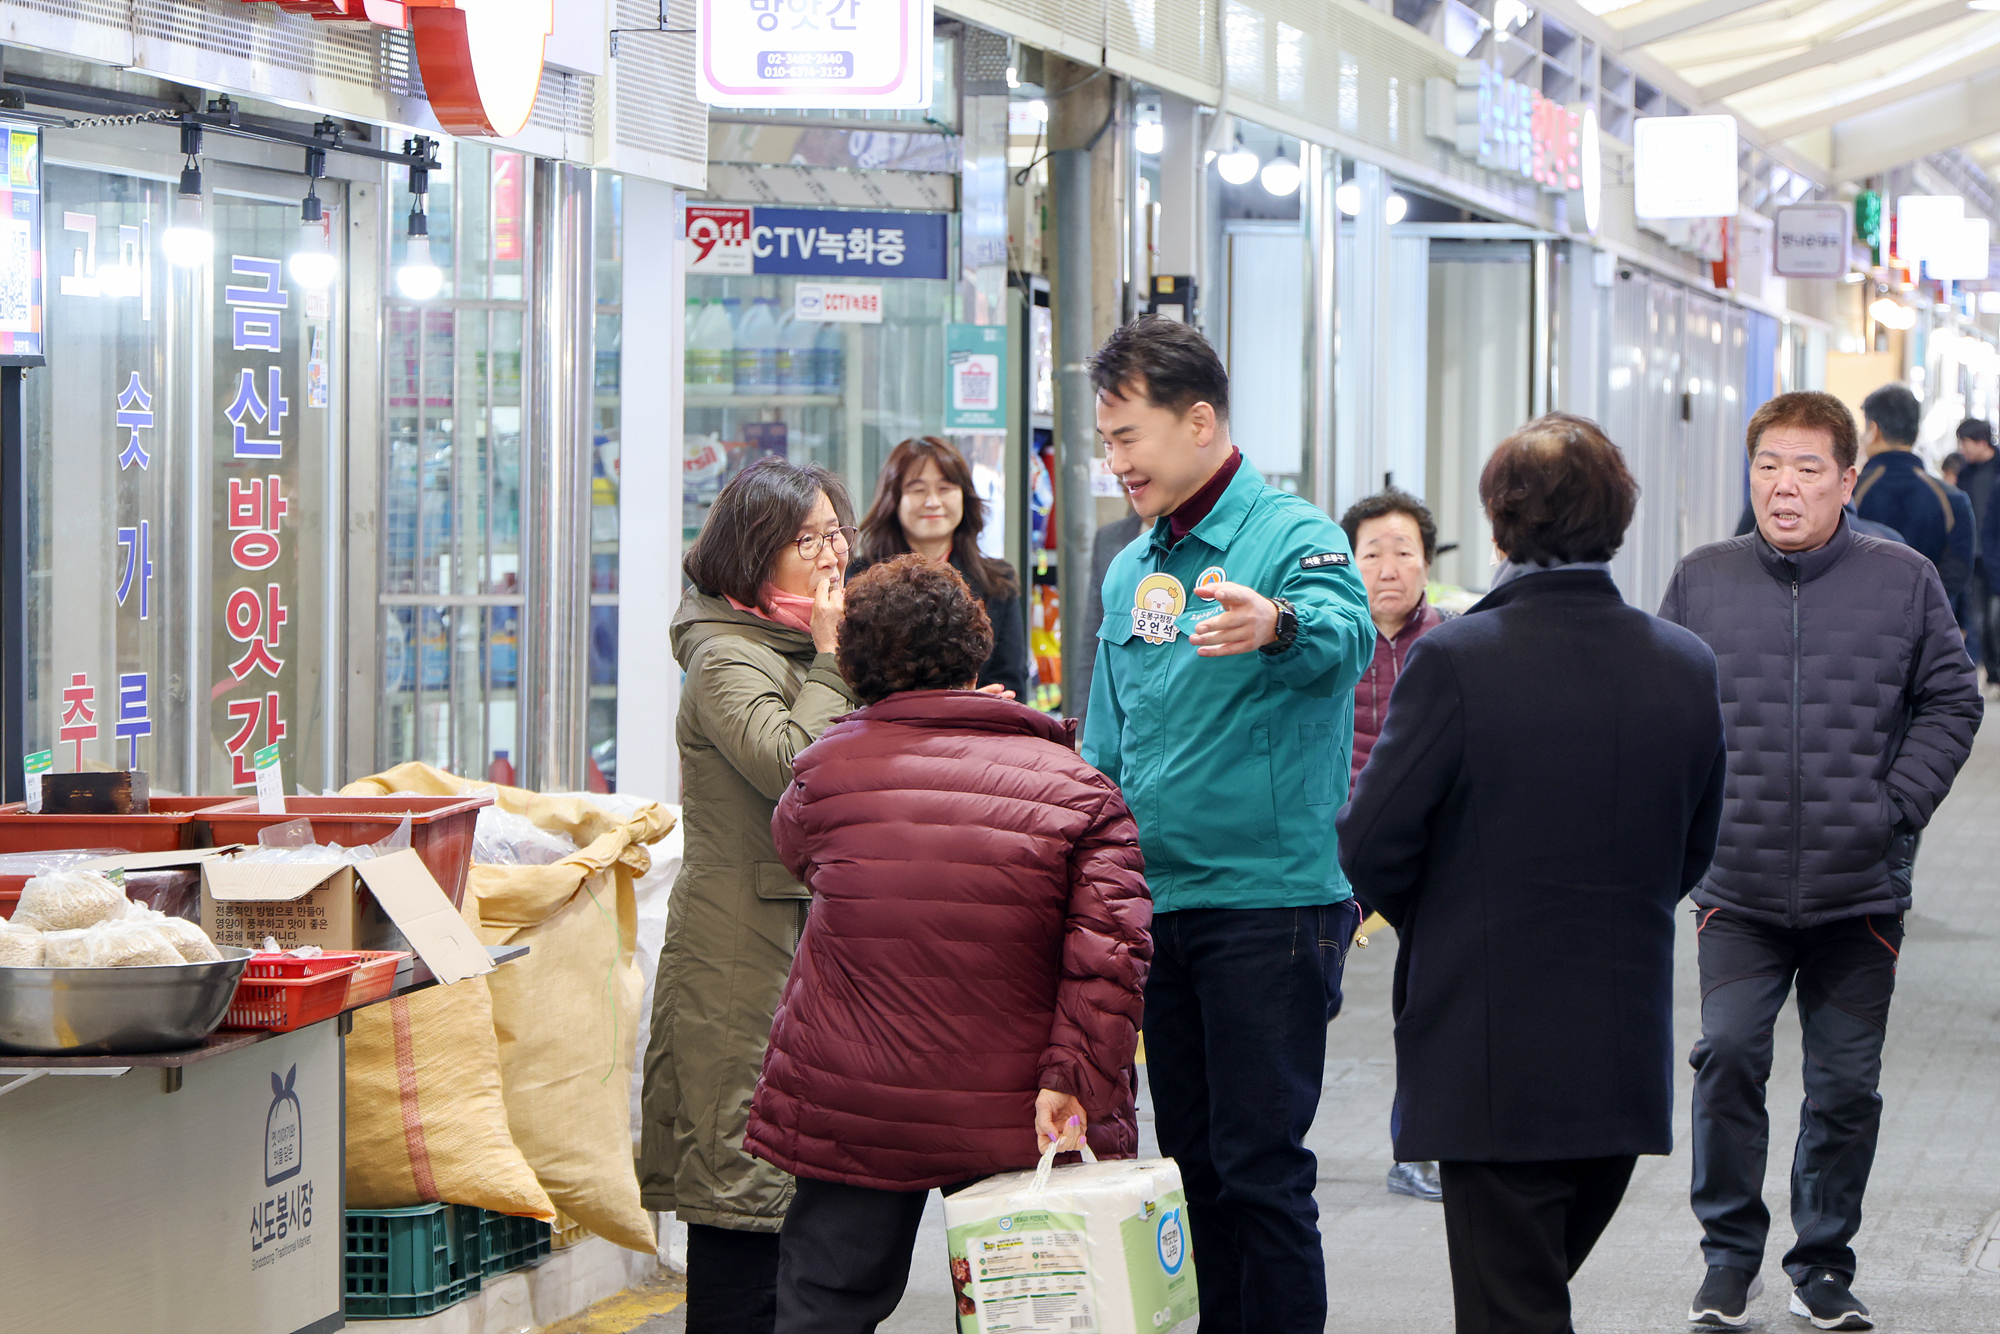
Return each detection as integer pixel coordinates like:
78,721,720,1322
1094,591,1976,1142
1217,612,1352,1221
1217,137,1260,186
289,145,337,290
1385,193,1409,225
162,124,210,268
1259,146,1301,196
1335,181,1362,216
1134,119,1164,156
396,136,444,301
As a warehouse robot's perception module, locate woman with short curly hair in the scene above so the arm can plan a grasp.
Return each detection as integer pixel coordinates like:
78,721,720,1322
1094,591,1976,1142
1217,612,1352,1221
745,554,1154,1332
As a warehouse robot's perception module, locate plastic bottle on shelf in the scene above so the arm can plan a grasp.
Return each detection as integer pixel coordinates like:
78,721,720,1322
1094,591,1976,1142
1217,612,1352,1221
815,319,844,398
687,300,734,391
734,297,780,396
776,311,819,395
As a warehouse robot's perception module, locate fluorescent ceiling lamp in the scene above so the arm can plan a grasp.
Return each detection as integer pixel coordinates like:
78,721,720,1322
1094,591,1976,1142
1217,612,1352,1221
1134,120,1164,156
1260,150,1301,196
1217,141,1260,186
1633,115,1739,219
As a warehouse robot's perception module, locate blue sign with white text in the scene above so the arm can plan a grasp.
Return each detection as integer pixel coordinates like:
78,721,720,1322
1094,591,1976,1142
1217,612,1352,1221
747,207,947,280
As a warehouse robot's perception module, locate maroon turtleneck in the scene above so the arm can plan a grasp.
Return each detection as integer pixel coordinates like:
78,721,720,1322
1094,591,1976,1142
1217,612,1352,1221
1167,448,1243,546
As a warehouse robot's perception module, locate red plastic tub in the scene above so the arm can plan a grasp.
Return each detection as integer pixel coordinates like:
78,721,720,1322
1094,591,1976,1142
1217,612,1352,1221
222,950,411,1032
200,795,491,908
0,795,241,855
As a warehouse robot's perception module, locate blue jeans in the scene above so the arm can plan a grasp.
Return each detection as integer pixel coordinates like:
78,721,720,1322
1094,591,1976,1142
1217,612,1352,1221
1144,901,1360,1334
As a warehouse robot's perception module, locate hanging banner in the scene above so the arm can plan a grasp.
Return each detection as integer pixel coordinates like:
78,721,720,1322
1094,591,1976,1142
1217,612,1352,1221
697,0,935,109
945,324,1006,432
1773,204,1851,279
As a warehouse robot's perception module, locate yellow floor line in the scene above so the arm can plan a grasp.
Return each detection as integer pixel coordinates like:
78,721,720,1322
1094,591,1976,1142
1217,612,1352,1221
547,1284,686,1334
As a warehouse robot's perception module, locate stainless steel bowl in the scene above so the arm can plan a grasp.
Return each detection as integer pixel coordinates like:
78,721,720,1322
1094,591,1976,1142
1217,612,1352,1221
0,946,254,1055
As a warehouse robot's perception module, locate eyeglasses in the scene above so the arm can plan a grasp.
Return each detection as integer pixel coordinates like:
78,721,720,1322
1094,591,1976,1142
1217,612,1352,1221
795,526,859,560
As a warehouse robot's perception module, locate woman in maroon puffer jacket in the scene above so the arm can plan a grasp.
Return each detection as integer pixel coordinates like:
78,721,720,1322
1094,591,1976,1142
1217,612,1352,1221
746,554,1151,1333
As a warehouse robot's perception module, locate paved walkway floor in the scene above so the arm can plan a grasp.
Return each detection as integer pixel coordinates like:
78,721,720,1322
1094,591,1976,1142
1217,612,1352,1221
636,729,2000,1333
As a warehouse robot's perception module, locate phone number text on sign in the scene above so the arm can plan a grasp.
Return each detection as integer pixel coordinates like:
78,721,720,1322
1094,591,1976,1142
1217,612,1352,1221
698,0,933,108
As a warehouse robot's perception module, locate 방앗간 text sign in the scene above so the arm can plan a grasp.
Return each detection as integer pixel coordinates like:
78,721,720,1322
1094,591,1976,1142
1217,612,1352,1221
698,0,935,109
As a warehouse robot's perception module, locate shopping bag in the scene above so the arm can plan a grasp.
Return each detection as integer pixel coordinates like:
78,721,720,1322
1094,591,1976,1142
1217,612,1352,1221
943,1143,1197,1334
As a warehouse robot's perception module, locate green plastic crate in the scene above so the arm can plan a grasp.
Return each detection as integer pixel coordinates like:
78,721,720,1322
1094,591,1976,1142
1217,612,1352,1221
344,1204,483,1319
473,1208,553,1277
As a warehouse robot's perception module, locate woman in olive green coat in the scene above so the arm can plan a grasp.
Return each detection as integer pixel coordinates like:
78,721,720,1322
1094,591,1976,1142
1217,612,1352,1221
640,458,858,1332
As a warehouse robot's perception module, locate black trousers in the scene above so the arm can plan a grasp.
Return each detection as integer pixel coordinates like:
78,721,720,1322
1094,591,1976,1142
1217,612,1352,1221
1145,901,1361,1334
1689,906,1903,1284
1439,1156,1637,1334
775,1175,976,1334
686,1223,780,1334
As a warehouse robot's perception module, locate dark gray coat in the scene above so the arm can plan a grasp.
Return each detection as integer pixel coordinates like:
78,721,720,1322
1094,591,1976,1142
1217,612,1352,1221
1336,570,1728,1162
1658,517,1982,927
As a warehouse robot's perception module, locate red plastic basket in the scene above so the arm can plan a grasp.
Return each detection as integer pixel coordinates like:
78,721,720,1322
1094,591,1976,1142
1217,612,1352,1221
0,796,241,855
223,950,412,1032
201,795,491,908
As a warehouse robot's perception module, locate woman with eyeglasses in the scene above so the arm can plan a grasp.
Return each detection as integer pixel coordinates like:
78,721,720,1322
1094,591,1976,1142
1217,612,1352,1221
852,436,1030,701
639,456,862,1334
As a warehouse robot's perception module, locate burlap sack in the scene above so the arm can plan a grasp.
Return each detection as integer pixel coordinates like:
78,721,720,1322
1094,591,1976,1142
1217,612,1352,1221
344,763,673,1254
343,914,556,1218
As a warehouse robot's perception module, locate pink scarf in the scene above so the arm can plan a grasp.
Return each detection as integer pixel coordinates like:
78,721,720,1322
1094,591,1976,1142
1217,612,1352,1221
727,584,815,635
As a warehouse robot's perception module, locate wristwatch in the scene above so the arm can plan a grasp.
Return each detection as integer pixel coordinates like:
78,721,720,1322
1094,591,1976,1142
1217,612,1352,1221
1260,597,1299,655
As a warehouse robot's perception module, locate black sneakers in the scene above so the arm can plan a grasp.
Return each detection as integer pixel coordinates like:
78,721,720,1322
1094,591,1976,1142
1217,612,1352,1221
1788,1269,1873,1330
1688,1266,1763,1329
1385,1159,1442,1201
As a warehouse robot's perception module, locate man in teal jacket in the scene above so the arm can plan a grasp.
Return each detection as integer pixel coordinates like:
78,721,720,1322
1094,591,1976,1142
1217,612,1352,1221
1080,317,1373,1334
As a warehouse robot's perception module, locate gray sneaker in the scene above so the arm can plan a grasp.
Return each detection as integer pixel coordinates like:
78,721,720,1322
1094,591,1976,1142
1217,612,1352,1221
1385,1160,1442,1201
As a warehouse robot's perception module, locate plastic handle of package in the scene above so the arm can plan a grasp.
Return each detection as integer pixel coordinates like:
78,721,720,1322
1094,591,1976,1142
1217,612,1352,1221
1028,1135,1100,1195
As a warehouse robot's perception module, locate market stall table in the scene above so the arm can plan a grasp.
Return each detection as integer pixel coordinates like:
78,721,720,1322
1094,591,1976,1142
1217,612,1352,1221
0,945,526,1334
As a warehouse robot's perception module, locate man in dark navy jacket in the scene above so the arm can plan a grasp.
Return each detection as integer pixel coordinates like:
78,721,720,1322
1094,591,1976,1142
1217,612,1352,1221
1855,383,1975,601
1339,414,1727,1334
1661,390,1980,1333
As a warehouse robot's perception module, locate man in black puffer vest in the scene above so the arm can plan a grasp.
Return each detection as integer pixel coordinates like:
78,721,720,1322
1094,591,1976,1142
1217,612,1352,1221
1660,391,1982,1333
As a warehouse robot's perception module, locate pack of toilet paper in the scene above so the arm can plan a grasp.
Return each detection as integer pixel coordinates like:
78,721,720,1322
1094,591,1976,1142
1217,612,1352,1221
943,1149,1196,1334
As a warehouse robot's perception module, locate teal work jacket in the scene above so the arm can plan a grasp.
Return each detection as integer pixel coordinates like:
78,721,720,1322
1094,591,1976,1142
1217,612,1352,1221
1080,460,1374,914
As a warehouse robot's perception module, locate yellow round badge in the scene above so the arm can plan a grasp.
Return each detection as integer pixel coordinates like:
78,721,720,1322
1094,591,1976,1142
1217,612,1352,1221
1132,573,1186,645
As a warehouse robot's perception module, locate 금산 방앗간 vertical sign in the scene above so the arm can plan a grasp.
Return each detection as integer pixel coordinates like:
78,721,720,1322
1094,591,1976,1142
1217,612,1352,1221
697,0,936,109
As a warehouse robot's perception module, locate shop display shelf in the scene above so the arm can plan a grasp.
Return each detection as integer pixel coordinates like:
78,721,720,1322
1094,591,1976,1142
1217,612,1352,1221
201,794,492,908
344,1203,483,1320
222,951,411,1033
472,1208,553,1277
0,796,240,856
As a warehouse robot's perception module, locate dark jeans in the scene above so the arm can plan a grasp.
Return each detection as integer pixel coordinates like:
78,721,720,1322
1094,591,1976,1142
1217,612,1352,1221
1439,1156,1636,1334
1689,906,1903,1285
774,1175,975,1334
1144,900,1361,1334
687,1223,780,1334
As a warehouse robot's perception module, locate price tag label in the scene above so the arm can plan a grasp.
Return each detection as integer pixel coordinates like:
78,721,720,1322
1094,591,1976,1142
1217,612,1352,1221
253,743,285,815
23,750,51,814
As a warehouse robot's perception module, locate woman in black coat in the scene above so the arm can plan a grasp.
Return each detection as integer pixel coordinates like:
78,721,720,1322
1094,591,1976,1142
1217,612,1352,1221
1337,414,1727,1334
852,436,1030,700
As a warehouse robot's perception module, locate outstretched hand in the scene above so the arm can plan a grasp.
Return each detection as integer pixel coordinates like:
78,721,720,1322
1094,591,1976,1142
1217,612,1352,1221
1188,582,1279,656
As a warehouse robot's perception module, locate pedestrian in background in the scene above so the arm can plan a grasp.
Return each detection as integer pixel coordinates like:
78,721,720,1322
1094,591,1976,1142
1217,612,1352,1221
1958,417,2000,680
1855,384,1975,602
640,458,860,1334
1338,486,1452,1205
852,435,1029,701
1338,414,1728,1334
1081,316,1374,1334
1661,391,1981,1333
748,555,1150,1334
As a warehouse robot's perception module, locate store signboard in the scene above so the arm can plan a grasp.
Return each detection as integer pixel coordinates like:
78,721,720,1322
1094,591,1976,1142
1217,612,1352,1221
1773,204,1851,278
794,282,883,321
697,0,935,109
0,121,42,364
1424,64,1583,195
1633,115,1739,219
686,204,947,279
945,324,1007,431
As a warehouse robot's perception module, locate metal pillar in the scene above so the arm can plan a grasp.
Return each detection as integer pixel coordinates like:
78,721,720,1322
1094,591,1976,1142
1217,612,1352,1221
520,159,594,792
0,367,24,803
1305,146,1338,515
1052,145,1098,719
1530,238,1553,419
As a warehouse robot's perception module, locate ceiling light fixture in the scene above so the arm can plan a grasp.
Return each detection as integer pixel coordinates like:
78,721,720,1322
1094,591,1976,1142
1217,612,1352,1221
162,123,210,268
1260,145,1301,196
396,135,444,302
1134,119,1164,156
289,142,337,290
1217,136,1260,186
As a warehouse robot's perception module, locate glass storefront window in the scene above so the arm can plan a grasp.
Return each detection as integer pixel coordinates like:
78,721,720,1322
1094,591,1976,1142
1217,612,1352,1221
683,271,951,540
591,173,621,789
